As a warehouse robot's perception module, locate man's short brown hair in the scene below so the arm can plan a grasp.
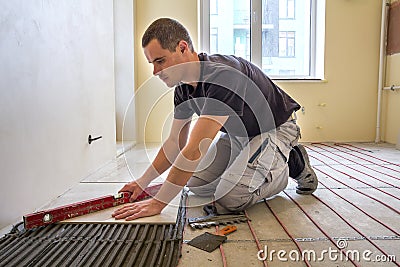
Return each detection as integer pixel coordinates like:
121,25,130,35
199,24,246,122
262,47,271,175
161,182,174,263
142,18,194,52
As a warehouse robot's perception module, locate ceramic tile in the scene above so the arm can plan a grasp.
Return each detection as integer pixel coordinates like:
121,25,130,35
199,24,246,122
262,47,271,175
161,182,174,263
82,158,131,183
60,193,181,225
39,183,126,209
38,182,180,224
116,141,135,157
82,161,168,183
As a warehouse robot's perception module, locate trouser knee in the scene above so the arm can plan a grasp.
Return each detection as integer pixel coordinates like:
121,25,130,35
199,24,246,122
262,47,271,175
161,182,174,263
216,192,253,212
187,175,220,197
187,185,214,197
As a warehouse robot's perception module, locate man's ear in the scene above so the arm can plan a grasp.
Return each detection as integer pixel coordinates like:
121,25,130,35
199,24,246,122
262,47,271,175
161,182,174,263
178,40,188,53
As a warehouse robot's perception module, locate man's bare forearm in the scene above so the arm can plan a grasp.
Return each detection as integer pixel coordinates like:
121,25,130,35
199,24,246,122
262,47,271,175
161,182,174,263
153,136,212,205
153,115,228,205
139,138,181,184
152,166,192,206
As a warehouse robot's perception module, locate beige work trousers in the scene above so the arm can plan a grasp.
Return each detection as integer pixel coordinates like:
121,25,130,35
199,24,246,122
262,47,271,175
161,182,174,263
187,120,300,211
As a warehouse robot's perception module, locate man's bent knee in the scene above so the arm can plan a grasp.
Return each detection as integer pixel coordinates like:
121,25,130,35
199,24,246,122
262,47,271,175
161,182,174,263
187,185,215,197
187,175,219,197
216,192,254,212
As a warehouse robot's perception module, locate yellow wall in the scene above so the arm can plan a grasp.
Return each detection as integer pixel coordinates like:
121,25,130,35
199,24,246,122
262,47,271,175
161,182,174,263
135,0,198,142
135,0,383,143
278,0,382,142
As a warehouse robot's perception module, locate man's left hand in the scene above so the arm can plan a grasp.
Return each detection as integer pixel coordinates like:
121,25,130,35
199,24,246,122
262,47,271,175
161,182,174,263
112,198,167,221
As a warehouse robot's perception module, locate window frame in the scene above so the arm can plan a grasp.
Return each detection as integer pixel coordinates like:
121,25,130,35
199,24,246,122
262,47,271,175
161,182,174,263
199,0,325,80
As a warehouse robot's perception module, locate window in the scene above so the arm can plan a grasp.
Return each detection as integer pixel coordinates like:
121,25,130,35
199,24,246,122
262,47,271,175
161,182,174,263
279,31,295,57
200,0,325,79
280,0,295,19
210,28,218,53
210,0,218,15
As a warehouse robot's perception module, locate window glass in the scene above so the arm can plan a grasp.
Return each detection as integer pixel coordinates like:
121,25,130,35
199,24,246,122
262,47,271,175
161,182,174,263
209,0,251,60
206,0,320,79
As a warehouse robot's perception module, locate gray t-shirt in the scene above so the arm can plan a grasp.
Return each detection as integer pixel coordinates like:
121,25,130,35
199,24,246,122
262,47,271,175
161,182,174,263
174,53,300,137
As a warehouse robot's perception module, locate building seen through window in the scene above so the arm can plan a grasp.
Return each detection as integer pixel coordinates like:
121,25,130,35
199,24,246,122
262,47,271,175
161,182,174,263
208,0,314,78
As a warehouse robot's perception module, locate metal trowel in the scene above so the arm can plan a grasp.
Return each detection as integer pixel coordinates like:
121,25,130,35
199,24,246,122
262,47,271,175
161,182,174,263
187,225,237,252
188,204,248,229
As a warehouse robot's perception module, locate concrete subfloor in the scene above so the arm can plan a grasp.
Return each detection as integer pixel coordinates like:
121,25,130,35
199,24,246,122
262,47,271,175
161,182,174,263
11,142,400,266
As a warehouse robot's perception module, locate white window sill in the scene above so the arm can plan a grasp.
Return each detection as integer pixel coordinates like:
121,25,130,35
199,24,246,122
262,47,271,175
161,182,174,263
272,78,328,83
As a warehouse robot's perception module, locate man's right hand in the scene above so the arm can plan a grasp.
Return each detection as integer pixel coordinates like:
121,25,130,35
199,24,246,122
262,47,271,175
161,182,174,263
119,180,150,202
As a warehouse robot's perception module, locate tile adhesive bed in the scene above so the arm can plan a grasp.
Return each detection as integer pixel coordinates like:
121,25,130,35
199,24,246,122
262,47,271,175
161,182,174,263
0,191,188,267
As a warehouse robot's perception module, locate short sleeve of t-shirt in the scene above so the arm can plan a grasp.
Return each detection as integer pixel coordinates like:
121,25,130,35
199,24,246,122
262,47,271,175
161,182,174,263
173,87,194,119
173,81,245,120
200,83,244,116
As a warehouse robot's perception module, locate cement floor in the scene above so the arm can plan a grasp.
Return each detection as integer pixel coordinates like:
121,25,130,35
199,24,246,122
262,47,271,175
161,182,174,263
179,143,400,267
12,142,400,266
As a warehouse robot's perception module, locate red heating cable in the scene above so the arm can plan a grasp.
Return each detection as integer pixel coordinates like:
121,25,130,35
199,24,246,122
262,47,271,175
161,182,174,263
263,199,312,267
310,193,400,266
311,164,399,214
317,179,399,236
305,145,400,200
316,143,400,172
282,191,361,267
215,224,228,267
310,143,400,184
244,210,268,267
334,143,373,152
334,143,400,167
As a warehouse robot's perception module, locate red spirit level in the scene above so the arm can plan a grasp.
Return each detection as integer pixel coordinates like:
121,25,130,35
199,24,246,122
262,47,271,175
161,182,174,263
23,184,162,230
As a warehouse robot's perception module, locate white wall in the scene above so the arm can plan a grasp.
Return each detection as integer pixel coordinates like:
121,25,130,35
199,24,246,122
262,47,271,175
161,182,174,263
382,0,400,145
114,0,136,142
0,0,116,229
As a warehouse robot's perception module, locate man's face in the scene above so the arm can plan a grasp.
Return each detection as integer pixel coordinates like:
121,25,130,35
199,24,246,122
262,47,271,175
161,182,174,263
144,39,186,87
